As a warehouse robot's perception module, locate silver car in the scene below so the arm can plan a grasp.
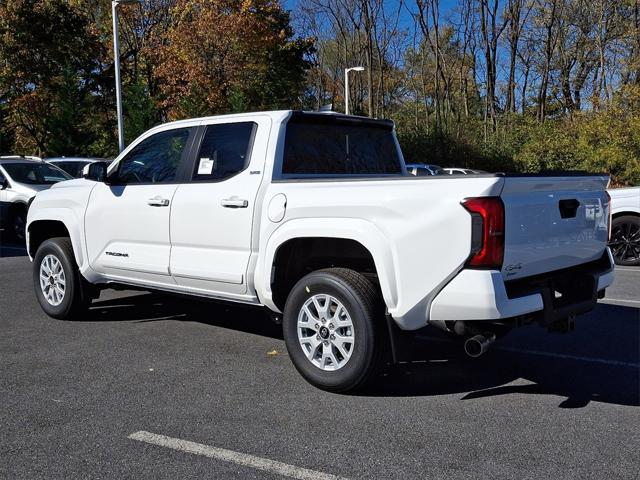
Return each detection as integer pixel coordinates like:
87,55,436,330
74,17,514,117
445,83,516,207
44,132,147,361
46,157,111,178
0,156,72,241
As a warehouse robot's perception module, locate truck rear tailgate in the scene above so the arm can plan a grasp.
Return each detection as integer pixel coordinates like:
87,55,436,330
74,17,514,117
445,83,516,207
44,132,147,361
500,175,610,281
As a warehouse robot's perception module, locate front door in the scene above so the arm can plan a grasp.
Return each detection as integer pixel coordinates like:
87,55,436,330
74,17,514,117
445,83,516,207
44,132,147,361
169,117,270,297
85,126,195,287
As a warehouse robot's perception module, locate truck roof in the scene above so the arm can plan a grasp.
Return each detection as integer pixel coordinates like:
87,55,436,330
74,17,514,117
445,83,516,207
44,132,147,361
156,110,394,130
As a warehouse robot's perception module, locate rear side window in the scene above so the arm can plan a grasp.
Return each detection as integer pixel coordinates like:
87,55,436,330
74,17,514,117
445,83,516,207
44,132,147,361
193,122,257,181
282,116,402,177
53,161,89,178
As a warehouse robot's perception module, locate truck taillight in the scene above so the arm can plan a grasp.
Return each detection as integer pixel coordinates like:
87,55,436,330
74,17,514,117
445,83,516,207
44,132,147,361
462,197,505,269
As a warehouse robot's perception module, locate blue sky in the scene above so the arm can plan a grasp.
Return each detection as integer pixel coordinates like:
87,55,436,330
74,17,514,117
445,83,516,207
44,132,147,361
281,0,511,87
282,0,462,28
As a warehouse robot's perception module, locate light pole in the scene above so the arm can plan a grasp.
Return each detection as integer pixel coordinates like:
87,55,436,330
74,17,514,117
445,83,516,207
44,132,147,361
344,66,364,115
112,0,140,153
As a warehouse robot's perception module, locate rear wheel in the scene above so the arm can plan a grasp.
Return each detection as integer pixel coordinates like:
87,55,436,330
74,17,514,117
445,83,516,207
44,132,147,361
33,237,90,319
282,268,383,392
610,215,640,266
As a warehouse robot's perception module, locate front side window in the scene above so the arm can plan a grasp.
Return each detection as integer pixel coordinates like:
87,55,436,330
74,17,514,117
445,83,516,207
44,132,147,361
116,128,191,184
282,116,402,177
192,122,257,181
1,162,72,185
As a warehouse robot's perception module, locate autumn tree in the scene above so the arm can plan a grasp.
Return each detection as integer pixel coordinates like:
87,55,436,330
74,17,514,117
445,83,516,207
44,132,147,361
151,0,311,120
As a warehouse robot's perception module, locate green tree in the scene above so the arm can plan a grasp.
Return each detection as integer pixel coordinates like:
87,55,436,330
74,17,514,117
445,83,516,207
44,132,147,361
0,0,103,155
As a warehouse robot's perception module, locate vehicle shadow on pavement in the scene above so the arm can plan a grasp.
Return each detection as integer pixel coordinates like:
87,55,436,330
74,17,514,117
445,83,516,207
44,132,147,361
83,291,638,408
84,291,283,340
0,237,27,258
367,304,640,408
369,346,640,408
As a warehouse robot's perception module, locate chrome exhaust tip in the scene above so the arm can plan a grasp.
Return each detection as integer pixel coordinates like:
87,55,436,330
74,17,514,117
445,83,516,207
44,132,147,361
464,333,496,358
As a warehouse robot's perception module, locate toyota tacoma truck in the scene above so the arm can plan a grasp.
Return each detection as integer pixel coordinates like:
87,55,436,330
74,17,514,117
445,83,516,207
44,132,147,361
26,111,615,392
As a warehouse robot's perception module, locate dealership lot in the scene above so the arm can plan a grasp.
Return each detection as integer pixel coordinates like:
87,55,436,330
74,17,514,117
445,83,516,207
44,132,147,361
1,244,638,479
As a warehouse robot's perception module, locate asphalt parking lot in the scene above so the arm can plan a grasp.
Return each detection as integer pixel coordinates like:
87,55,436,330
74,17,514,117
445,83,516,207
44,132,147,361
1,241,639,479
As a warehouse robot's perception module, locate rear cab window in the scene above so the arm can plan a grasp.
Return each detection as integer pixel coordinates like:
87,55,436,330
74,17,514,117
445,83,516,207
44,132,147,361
278,113,404,179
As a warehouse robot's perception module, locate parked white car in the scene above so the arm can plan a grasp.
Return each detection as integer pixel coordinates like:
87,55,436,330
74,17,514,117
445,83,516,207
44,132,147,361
26,111,615,391
406,163,444,175
443,167,487,175
0,156,72,241
608,186,640,266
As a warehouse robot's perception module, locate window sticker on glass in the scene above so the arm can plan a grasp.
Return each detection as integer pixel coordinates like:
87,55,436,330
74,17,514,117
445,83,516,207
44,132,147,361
198,157,215,175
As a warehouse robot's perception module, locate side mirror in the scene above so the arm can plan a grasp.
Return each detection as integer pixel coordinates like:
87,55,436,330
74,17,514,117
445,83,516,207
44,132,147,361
82,161,109,182
0,179,7,190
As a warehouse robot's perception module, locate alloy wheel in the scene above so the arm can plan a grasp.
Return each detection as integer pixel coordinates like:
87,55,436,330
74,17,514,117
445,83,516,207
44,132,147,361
39,254,66,306
610,221,640,263
297,294,355,371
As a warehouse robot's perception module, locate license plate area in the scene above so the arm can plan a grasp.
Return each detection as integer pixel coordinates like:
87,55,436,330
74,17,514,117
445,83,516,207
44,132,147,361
504,252,610,325
549,273,595,309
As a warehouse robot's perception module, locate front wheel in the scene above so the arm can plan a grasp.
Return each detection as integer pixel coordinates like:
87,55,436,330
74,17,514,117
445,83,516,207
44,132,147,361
11,206,27,242
609,215,640,266
282,268,383,392
33,237,90,319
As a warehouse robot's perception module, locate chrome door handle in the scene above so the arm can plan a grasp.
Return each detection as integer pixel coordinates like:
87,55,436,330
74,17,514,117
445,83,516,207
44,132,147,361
221,197,248,208
147,196,170,207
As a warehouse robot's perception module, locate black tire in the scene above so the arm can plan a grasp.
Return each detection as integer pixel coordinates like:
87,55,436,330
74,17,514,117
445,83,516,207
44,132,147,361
282,268,384,392
610,215,640,266
11,205,27,243
33,237,90,319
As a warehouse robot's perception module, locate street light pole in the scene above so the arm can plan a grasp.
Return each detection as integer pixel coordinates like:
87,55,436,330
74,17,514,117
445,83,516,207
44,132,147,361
112,0,140,153
112,1,125,153
344,66,364,115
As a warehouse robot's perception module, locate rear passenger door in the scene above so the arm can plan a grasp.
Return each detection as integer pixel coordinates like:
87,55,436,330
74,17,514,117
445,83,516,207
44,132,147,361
169,116,270,297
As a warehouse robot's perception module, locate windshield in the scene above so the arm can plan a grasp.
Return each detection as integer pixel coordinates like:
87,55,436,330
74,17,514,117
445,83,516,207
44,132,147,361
2,162,72,185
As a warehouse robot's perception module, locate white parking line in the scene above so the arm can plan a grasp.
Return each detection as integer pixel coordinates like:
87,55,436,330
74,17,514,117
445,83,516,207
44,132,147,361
600,298,640,305
615,267,640,273
128,431,349,480
492,346,640,368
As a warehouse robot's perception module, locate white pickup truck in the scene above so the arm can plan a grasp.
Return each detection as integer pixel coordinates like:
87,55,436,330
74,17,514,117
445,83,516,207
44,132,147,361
27,111,615,391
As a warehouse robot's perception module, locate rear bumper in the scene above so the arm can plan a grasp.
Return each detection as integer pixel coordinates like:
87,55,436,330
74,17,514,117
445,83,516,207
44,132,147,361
429,248,615,323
